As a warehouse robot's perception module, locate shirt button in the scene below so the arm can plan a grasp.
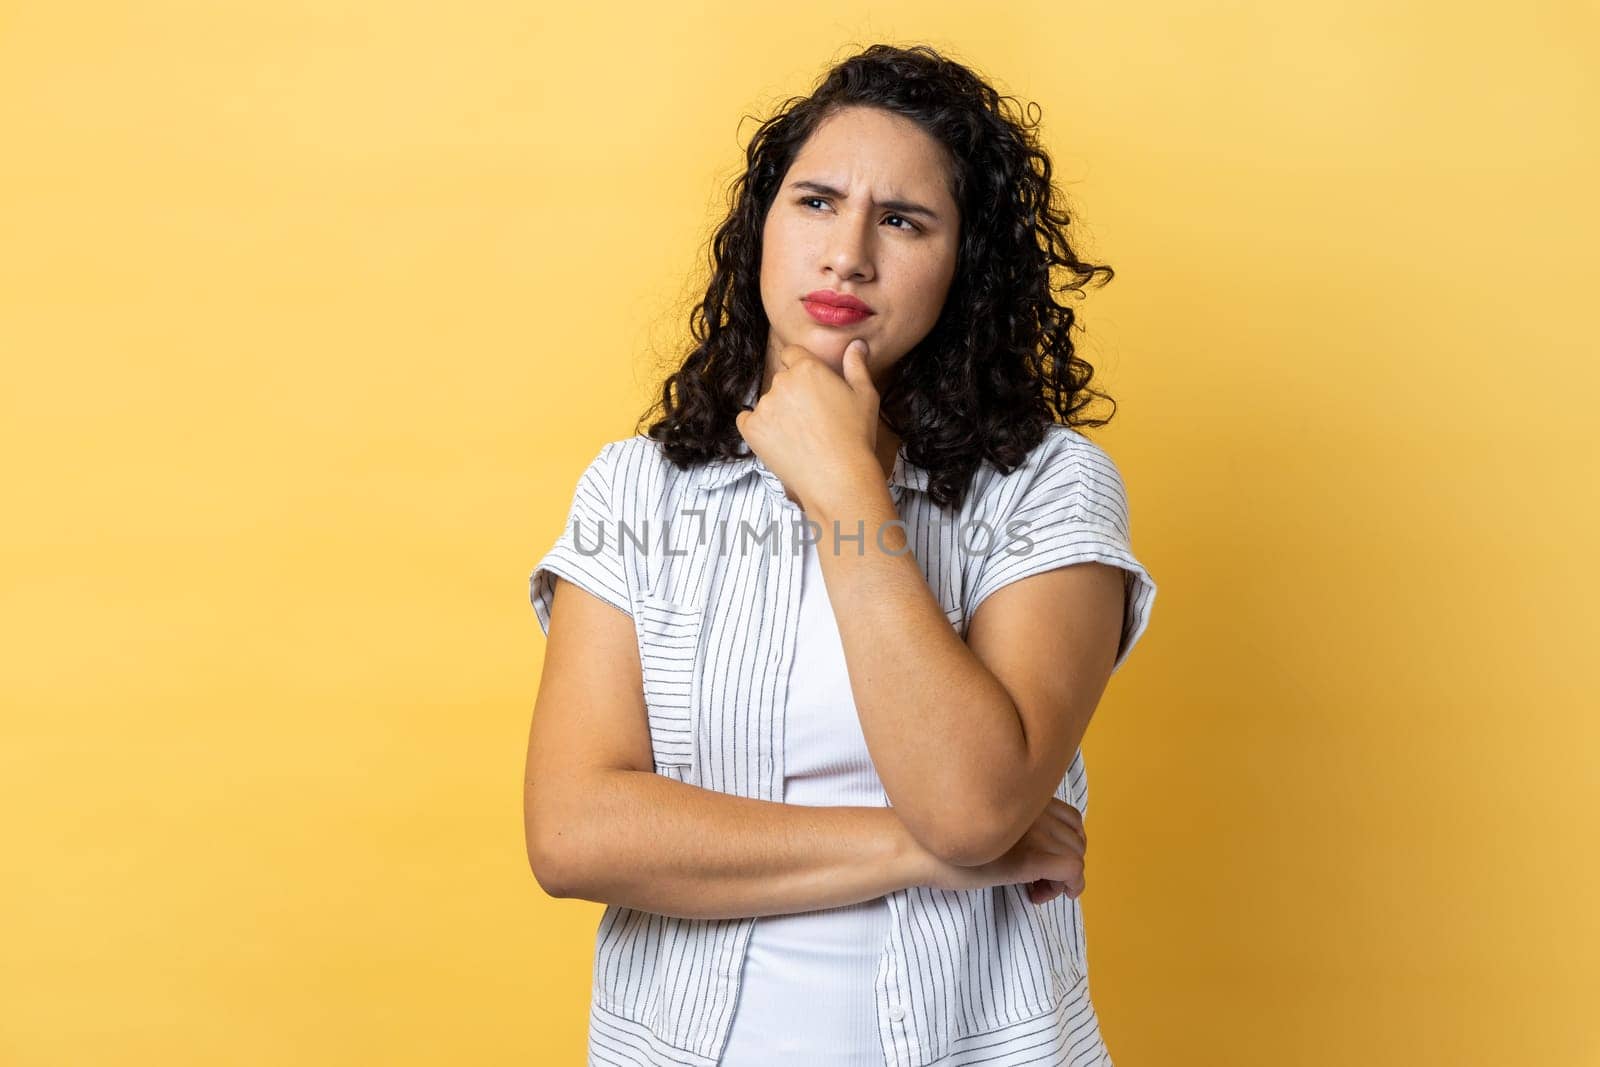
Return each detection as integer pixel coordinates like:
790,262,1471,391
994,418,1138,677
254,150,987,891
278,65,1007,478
888,1005,906,1022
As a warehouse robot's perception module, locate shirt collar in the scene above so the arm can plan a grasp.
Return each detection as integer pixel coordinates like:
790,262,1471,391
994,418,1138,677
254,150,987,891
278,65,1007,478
692,379,931,496
693,446,932,494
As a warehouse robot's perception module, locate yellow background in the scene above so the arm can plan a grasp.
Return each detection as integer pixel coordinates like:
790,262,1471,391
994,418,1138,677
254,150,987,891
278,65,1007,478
3,2,1595,1064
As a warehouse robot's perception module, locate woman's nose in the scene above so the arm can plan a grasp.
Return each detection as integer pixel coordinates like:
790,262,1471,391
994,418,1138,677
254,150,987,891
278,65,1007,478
823,215,875,281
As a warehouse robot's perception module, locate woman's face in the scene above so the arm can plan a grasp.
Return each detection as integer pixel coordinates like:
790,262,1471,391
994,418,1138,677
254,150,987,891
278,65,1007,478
758,105,961,392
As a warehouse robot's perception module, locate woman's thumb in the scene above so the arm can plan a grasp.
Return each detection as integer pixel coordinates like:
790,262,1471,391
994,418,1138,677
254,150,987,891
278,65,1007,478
843,338,873,390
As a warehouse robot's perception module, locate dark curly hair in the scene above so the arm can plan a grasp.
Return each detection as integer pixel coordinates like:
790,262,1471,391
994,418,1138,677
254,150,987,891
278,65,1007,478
638,42,1117,512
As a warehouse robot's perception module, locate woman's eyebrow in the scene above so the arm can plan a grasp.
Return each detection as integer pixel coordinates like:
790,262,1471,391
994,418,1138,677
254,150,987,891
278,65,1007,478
787,179,942,222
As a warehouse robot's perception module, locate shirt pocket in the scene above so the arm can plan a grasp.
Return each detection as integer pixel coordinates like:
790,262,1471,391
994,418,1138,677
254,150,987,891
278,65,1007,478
1004,881,1085,1001
632,592,702,778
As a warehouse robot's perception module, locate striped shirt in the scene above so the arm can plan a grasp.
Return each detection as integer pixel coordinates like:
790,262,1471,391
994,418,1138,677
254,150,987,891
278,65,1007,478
529,424,1157,1066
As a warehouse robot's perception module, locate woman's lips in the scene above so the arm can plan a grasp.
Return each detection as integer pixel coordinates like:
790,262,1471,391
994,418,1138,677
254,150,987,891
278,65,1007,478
802,300,874,326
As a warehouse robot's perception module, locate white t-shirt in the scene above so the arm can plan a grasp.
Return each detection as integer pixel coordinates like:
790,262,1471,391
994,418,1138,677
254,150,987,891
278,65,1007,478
718,535,891,1065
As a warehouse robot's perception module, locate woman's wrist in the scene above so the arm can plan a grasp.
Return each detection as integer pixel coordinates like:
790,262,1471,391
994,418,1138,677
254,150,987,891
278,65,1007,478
885,809,945,889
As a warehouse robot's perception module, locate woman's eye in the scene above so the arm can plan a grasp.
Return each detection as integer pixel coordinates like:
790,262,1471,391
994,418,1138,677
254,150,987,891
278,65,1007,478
799,197,916,232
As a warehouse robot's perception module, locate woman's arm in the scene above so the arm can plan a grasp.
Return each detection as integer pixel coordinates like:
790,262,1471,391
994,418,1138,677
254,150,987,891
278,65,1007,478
535,769,1089,920
525,578,1087,919
525,576,941,920
534,769,937,920
805,468,1126,869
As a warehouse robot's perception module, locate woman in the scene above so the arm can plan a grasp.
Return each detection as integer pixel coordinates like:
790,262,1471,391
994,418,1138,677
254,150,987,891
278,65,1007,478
525,43,1156,1067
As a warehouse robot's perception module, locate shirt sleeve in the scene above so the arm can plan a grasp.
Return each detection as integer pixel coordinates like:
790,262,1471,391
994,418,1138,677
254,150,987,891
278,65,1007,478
965,436,1157,676
528,441,633,636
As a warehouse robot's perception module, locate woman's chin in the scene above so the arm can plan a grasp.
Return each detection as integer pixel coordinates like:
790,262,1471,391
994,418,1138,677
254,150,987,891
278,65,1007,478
804,328,870,362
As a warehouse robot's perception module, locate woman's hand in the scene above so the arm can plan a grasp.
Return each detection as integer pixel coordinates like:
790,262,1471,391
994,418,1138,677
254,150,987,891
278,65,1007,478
913,797,1087,905
734,339,882,514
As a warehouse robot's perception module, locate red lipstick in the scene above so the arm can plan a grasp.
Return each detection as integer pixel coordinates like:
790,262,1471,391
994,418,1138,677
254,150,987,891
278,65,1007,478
802,289,875,327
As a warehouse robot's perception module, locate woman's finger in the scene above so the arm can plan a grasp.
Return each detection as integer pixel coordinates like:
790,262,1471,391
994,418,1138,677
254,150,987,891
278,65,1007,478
1029,878,1070,906
1040,818,1086,857
1048,802,1087,851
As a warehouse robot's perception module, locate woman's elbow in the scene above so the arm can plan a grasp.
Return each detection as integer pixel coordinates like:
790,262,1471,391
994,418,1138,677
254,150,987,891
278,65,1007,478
937,826,1011,869
527,845,575,899
902,805,1010,869
524,800,577,898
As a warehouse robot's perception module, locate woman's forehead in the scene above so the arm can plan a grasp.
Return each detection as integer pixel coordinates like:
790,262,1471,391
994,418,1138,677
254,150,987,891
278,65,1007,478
789,110,957,207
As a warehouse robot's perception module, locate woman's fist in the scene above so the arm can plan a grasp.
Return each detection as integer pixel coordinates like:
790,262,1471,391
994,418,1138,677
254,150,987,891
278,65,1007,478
917,797,1087,905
